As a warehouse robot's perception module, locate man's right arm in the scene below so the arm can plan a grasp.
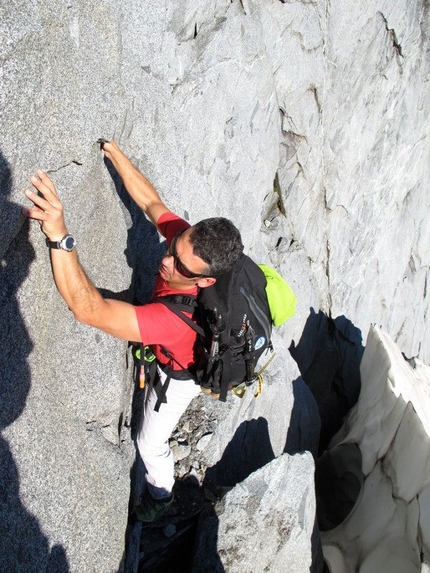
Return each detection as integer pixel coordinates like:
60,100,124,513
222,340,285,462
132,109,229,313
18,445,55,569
101,140,169,228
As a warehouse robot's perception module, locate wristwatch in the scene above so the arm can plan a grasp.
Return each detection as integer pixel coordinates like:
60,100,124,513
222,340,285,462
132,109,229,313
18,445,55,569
46,234,77,252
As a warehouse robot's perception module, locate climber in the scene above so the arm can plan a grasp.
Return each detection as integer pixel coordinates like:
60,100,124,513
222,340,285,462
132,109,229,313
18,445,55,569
22,140,243,522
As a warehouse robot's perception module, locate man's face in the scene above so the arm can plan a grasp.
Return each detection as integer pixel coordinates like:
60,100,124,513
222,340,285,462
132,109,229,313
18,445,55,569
159,228,213,289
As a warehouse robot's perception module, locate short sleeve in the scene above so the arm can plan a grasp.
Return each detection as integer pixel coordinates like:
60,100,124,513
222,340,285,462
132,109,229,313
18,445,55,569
157,212,191,245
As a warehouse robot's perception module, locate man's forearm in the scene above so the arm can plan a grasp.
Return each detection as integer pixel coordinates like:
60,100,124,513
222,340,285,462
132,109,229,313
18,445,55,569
49,249,106,323
105,146,158,209
102,141,169,226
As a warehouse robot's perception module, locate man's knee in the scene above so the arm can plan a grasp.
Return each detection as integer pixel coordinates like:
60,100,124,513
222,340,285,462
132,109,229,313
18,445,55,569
136,432,170,462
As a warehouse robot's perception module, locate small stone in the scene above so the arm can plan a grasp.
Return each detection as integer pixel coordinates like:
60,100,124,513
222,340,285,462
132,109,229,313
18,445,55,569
182,421,191,433
172,443,191,462
196,433,213,451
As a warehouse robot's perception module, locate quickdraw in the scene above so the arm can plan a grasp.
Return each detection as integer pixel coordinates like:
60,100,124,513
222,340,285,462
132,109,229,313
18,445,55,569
232,351,276,399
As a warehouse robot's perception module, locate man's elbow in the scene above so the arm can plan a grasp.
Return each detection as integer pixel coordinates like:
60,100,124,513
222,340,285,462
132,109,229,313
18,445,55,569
72,308,96,327
71,303,106,329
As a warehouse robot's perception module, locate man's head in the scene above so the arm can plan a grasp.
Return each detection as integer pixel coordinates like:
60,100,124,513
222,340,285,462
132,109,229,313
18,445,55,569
189,217,243,277
160,218,243,290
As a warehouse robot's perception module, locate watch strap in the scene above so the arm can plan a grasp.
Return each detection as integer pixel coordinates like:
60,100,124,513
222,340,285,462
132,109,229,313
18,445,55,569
46,237,63,249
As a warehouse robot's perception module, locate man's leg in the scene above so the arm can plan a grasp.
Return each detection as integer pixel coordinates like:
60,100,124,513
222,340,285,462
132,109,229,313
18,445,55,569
136,368,201,501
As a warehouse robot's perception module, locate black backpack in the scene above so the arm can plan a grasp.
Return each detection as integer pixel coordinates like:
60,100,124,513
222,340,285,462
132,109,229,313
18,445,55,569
153,253,273,403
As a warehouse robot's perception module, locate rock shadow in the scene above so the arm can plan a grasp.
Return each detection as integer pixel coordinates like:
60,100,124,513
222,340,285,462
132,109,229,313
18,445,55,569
283,377,324,572
284,376,321,459
204,417,275,489
191,503,224,573
0,152,70,571
129,478,222,573
315,443,363,531
289,308,365,567
100,156,166,306
284,377,324,573
289,308,364,454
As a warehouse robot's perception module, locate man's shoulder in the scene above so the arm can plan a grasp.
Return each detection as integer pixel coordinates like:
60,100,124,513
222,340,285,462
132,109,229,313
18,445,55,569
157,211,191,242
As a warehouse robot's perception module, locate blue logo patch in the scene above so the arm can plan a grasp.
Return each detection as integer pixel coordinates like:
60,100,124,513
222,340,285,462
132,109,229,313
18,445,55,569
255,336,266,350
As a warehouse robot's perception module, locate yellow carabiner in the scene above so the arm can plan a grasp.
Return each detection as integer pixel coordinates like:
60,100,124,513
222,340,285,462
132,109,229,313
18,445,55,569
254,374,263,398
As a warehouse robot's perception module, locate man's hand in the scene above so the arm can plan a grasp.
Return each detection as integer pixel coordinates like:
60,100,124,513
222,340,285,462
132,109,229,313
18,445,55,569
99,139,121,162
22,170,68,242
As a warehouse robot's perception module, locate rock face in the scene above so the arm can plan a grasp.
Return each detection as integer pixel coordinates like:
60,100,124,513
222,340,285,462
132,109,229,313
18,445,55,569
320,326,430,572
1,0,429,571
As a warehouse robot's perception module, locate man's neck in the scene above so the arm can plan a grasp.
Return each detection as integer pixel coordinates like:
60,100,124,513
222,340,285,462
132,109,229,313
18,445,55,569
165,279,198,291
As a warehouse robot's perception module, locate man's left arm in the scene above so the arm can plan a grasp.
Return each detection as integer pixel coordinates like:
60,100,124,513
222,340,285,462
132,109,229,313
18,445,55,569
22,170,141,342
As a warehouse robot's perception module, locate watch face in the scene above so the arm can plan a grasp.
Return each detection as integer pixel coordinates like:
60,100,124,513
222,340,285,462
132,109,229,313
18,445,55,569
63,236,76,251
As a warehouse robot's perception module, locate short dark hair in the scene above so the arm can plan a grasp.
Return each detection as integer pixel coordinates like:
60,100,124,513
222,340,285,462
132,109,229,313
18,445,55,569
189,217,243,276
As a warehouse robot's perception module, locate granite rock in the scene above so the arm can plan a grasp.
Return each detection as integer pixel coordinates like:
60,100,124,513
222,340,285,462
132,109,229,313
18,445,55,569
1,0,429,570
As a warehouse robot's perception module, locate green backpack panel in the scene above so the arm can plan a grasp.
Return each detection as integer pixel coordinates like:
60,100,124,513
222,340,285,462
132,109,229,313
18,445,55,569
258,264,297,326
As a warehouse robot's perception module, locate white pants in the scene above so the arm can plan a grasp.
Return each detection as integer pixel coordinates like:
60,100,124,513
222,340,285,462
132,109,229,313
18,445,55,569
136,366,201,500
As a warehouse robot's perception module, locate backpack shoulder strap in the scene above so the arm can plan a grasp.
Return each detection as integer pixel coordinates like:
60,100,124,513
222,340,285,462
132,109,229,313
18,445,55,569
152,295,205,337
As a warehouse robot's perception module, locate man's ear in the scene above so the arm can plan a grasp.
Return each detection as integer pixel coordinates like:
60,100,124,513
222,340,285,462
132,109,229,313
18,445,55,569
196,277,216,288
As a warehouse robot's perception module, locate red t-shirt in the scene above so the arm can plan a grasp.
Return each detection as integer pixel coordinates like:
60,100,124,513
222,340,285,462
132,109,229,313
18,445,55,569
134,212,199,371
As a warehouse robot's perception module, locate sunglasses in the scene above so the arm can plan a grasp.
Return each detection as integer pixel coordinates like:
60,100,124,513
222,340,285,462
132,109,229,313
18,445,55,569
168,230,212,279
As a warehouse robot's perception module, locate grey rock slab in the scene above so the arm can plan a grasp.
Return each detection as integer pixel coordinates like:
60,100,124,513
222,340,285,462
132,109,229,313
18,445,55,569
1,4,137,569
193,452,316,573
168,1,281,249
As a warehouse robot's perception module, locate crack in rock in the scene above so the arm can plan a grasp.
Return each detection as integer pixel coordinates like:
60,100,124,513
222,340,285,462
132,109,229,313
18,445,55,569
378,11,404,59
